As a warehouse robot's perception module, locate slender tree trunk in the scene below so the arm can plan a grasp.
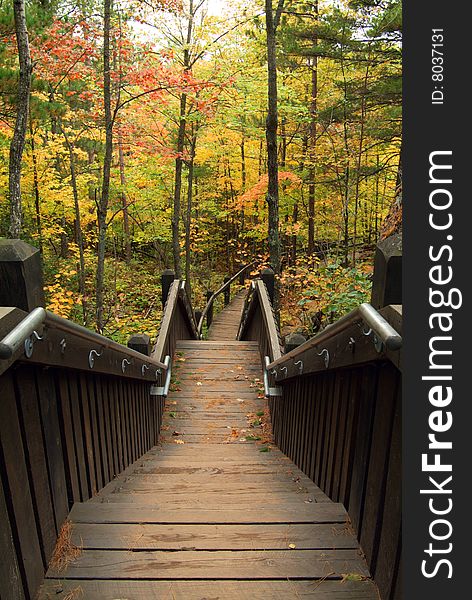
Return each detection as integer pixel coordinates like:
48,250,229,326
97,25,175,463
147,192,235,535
241,134,246,191
185,128,197,294
172,0,194,278
265,0,283,288
118,129,131,263
307,2,318,255
96,0,113,332
62,127,88,324
340,35,351,267
29,117,43,252
352,58,370,266
8,0,32,238
172,92,187,278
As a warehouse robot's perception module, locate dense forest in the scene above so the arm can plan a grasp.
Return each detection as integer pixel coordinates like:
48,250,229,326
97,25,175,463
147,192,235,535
0,0,401,342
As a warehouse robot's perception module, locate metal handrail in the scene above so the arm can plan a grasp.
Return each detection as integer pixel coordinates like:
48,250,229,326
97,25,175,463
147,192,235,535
0,307,167,371
267,302,402,372
0,307,46,359
197,261,256,337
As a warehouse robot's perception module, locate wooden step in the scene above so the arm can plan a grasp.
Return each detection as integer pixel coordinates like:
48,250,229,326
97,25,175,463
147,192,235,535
46,548,369,580
40,579,379,599
70,501,349,524
68,522,359,550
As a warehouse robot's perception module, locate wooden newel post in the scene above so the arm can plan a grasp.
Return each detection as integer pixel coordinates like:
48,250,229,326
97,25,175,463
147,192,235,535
128,334,151,356
161,269,175,309
371,233,402,309
0,239,45,310
260,268,275,304
206,291,213,328
223,277,230,305
239,267,245,285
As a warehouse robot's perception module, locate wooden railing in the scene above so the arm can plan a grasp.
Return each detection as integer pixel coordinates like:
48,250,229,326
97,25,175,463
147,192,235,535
238,285,402,600
237,278,283,364
0,277,197,600
153,278,198,362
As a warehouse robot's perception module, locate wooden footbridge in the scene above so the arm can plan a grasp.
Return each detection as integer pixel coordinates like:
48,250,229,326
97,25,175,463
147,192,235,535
0,241,402,600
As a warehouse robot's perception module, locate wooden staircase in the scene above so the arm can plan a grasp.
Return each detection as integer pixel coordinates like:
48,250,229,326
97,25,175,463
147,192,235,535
38,295,376,599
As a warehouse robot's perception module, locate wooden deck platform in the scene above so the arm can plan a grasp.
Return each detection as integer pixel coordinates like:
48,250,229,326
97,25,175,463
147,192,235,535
38,296,376,599
207,289,246,340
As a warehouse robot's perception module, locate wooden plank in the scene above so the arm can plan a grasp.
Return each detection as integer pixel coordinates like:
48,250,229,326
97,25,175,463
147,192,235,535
359,365,398,567
94,377,109,487
87,376,104,491
46,548,369,580
36,368,69,532
125,381,136,464
92,479,322,498
39,579,379,599
0,468,25,599
71,522,359,550
132,382,142,456
348,366,377,535
68,372,89,501
371,384,401,599
0,372,44,598
56,372,81,506
338,370,361,507
117,376,130,469
101,377,115,482
108,378,120,474
134,464,303,476
13,366,57,562
70,501,349,524
330,372,350,501
79,373,97,496
91,490,324,506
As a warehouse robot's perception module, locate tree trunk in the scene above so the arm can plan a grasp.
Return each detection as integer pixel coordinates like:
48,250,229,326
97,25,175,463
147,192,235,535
380,147,403,239
96,0,113,332
172,0,194,278
172,91,187,278
118,129,131,263
8,0,32,239
307,2,318,255
265,0,283,286
185,128,197,295
62,127,88,324
29,117,43,252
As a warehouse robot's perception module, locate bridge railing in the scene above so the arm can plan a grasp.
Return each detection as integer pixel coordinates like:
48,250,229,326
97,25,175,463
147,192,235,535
238,271,402,600
237,278,283,362
0,261,197,599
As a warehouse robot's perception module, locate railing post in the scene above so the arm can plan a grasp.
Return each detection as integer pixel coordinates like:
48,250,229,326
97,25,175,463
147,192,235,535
0,239,45,311
371,233,402,309
128,334,151,356
239,267,246,285
161,269,175,309
206,291,213,328
260,268,275,304
223,277,230,305
284,332,307,353
195,310,202,328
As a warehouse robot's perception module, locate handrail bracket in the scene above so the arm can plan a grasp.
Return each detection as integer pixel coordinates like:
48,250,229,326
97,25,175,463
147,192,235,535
263,356,282,398
151,355,172,398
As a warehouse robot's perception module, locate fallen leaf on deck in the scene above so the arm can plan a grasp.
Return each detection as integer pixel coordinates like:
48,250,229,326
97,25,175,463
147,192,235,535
288,543,296,549
174,439,185,444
